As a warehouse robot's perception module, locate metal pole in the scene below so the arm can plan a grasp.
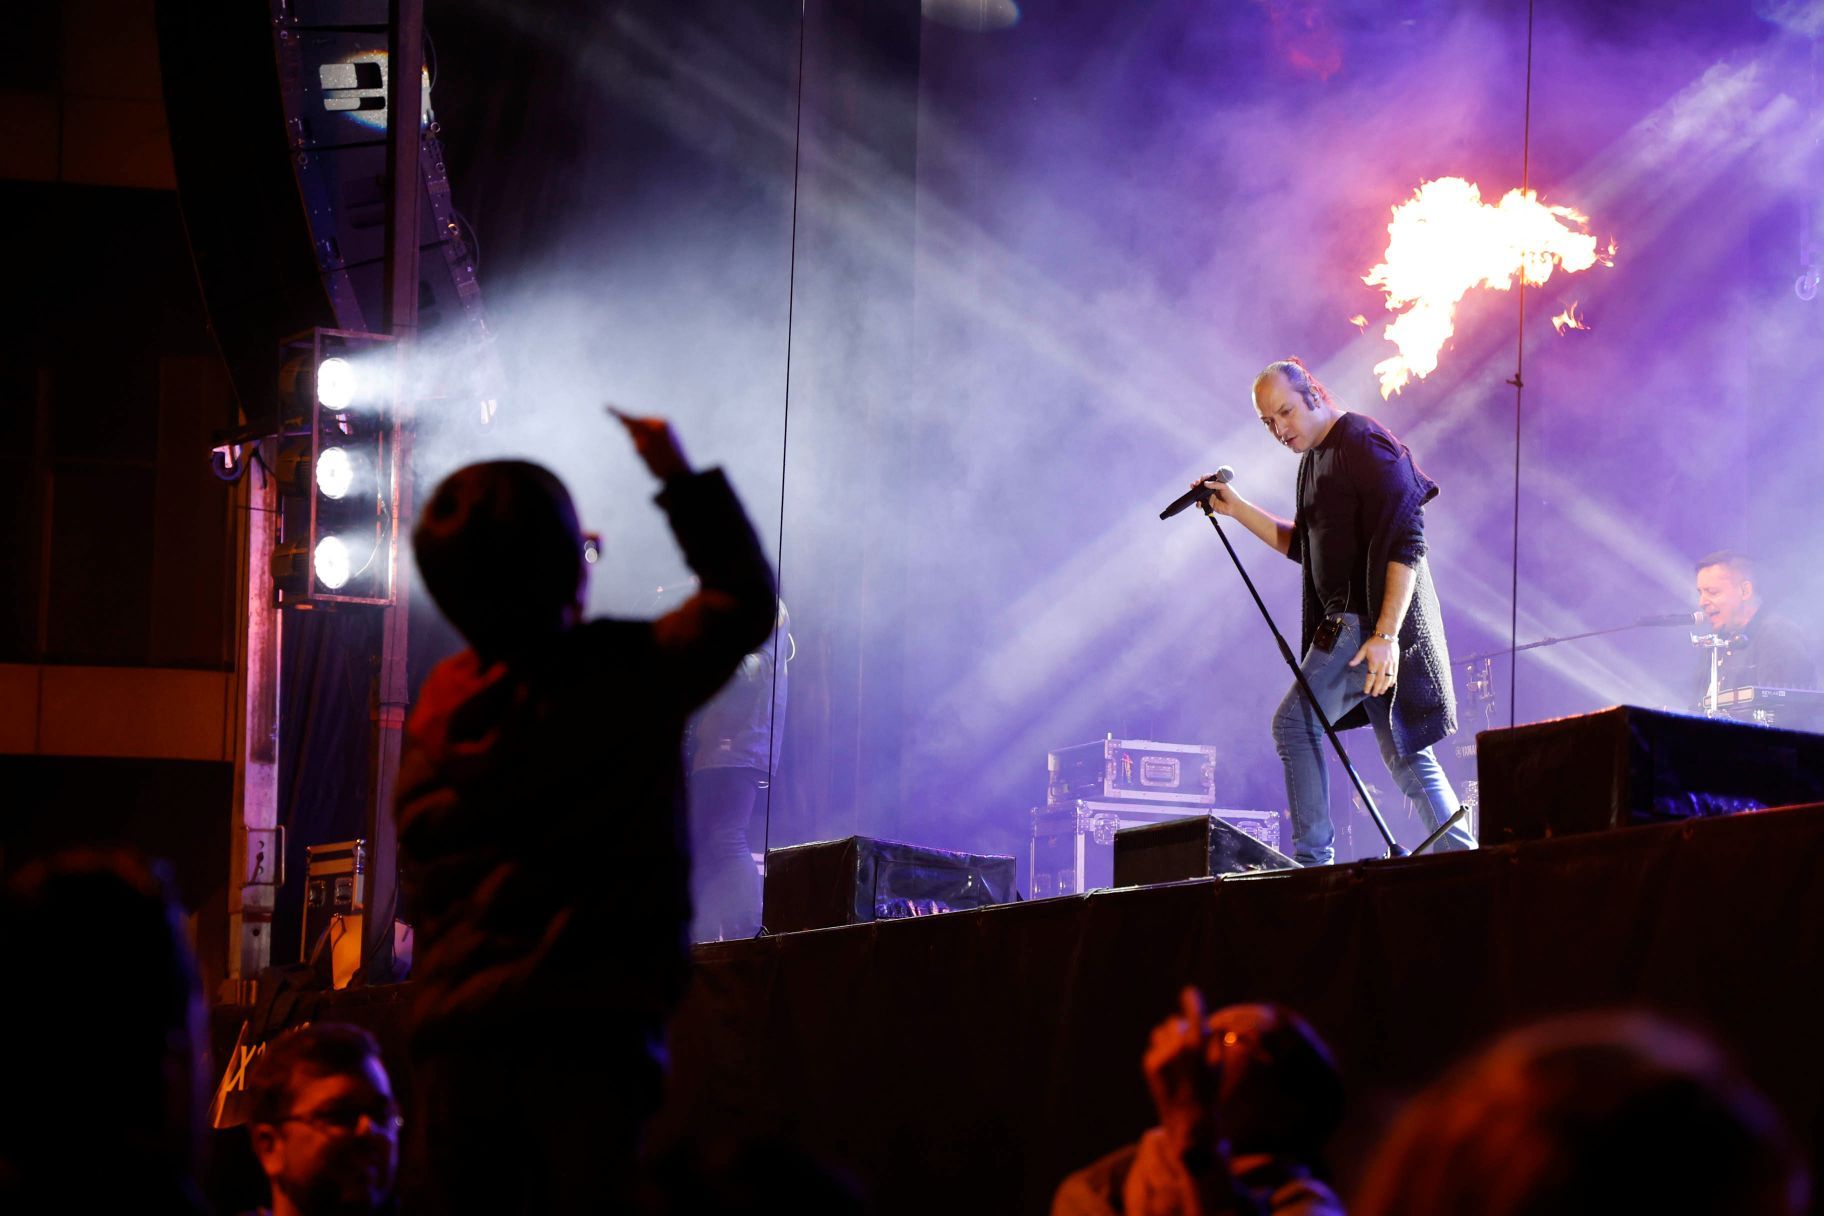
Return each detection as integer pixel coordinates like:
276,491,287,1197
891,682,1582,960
225,442,283,1001
364,0,423,978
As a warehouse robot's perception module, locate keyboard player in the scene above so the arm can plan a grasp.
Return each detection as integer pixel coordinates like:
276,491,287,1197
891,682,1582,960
1693,550,1818,708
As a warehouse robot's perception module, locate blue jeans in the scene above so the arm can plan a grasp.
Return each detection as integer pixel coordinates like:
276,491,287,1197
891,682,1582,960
688,766,763,941
1272,614,1476,866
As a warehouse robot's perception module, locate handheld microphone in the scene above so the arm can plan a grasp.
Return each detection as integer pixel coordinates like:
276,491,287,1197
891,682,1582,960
1636,610,1705,627
1159,467,1235,520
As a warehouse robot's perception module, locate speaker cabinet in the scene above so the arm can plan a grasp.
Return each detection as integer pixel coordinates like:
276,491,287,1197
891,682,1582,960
1112,814,1298,887
763,836,1016,934
1476,705,1824,845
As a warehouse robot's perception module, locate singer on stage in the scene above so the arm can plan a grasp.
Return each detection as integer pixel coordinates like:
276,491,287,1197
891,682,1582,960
1199,358,1475,865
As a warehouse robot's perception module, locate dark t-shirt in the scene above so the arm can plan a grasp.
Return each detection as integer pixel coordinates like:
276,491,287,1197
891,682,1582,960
1292,413,1426,618
1698,607,1819,700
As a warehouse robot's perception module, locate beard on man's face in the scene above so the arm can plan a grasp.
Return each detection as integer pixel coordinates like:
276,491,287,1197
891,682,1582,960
281,1139,394,1216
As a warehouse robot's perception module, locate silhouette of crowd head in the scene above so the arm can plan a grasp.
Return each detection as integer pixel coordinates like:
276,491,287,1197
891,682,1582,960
414,460,588,654
1355,1011,1808,1216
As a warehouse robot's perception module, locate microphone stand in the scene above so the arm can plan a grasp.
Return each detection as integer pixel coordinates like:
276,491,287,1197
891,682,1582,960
1198,511,1406,860
1695,632,1733,716
1415,805,1470,856
1456,618,1723,716
1455,620,1668,666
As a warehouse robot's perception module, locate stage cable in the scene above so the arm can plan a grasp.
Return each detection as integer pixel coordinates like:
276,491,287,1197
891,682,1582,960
1505,0,1536,728
761,2,808,882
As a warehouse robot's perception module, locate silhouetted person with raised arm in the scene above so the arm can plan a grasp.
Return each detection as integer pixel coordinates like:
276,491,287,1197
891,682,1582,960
1054,987,1345,1216
398,410,777,1214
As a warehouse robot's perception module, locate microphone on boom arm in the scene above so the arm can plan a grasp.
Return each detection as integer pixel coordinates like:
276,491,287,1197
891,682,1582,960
1635,610,1705,628
1159,466,1236,521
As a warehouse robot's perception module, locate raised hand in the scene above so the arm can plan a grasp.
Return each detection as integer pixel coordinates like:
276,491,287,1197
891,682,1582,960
608,406,692,481
1143,985,1220,1150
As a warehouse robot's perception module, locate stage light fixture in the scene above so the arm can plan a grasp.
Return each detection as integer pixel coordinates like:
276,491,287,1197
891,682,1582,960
313,536,353,590
316,445,355,499
317,356,356,410
269,329,400,608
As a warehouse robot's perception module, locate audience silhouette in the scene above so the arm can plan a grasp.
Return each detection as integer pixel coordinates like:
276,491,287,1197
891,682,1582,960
1054,986,1346,1216
396,410,776,1212
1354,1011,1807,1216
0,849,210,1214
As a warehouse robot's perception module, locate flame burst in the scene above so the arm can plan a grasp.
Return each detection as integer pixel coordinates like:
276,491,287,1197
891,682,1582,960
1362,177,1611,397
1348,314,1368,330
1550,302,1589,334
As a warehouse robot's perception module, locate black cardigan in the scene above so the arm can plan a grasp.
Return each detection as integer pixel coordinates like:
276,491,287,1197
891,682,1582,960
1287,413,1458,756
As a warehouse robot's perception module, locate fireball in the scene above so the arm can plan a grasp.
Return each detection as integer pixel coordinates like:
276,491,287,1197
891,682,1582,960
1362,177,1612,397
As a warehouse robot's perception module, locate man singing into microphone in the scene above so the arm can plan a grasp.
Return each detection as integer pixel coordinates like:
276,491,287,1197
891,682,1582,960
1692,549,1817,702
1198,358,1474,865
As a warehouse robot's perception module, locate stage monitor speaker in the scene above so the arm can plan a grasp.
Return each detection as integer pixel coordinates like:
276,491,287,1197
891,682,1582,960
763,836,1016,934
1112,814,1298,888
1476,705,1824,845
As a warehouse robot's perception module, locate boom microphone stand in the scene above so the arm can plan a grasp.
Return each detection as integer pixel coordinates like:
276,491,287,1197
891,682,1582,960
1455,612,1712,713
1456,618,1685,669
1182,502,1407,860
